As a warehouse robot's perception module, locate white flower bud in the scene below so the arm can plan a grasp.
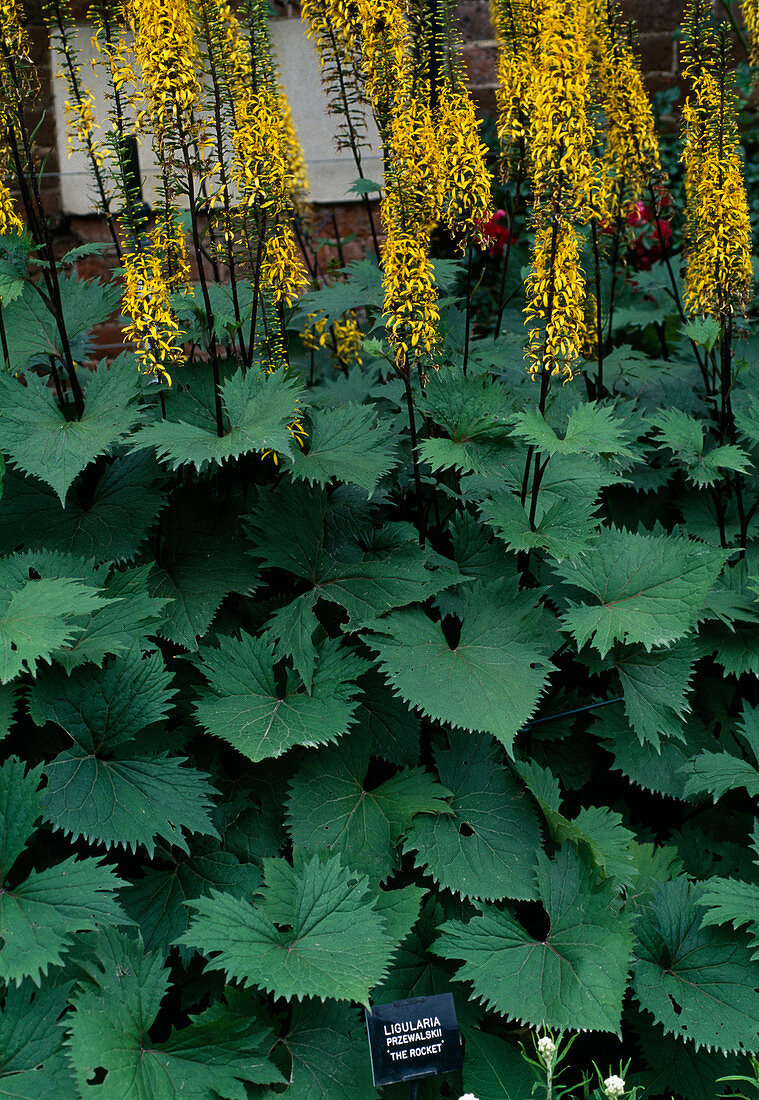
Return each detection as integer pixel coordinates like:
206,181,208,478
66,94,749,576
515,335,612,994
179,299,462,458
603,1075,626,1099
458,1094,480,1100
537,1034,556,1067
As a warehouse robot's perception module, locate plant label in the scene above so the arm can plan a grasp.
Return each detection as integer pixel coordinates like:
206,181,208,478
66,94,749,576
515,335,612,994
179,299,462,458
364,992,463,1087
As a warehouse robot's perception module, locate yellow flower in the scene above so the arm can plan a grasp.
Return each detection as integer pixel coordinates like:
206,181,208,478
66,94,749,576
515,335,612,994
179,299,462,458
527,0,597,222
740,0,759,68
302,312,363,367
0,176,22,235
127,0,202,148
593,5,660,220
437,87,492,244
381,199,439,358
261,223,309,306
490,0,539,163
524,219,586,380
150,206,189,290
121,248,185,383
681,0,752,317
0,0,29,57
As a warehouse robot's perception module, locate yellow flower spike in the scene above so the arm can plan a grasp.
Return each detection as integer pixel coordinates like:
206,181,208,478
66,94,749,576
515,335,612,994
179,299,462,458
437,86,492,244
0,177,22,236
0,0,29,56
740,0,759,68
527,0,596,223
122,248,185,380
261,223,309,307
681,0,752,318
593,4,660,221
150,206,190,291
127,0,202,150
524,219,586,381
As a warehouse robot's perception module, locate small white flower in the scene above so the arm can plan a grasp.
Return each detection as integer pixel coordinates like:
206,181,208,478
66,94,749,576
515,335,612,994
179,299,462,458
603,1075,626,1099
534,1034,552,1060
458,1094,479,1100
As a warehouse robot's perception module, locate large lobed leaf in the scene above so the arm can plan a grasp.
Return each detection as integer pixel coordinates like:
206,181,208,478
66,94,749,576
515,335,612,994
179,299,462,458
632,877,759,1053
130,366,305,471
557,527,729,657
0,357,142,502
404,731,542,901
435,845,633,1034
179,853,395,1004
362,581,552,753
195,634,366,762
287,405,398,494
286,728,451,883
67,929,283,1098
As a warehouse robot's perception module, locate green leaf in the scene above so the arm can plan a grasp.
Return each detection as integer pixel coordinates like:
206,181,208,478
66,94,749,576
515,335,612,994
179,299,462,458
244,480,330,580
59,242,107,264
697,877,759,960
40,751,219,856
510,402,636,459
418,369,514,475
480,490,599,562
294,258,383,328
0,981,72,1098
594,705,712,800
0,684,17,741
404,731,541,901
355,672,420,767
147,486,259,649
653,410,752,486
682,751,759,800
288,406,398,494
373,884,426,947
634,1008,747,1100
276,1000,379,1100
0,757,43,880
286,728,451,883
180,854,394,1004
613,638,697,748
0,575,108,683
460,1026,534,1100
436,845,633,1033
515,760,637,885
249,491,458,626
0,455,164,563
680,316,721,351
697,619,759,677
347,178,382,195
29,646,174,753
0,271,24,306
557,527,729,657
263,592,319,692
0,359,142,502
632,877,759,1052
316,531,463,626
67,929,283,1098
1,277,121,370
120,839,261,955
130,366,304,471
55,564,168,672
195,635,366,762
373,899,452,1004
362,581,552,754
0,855,126,985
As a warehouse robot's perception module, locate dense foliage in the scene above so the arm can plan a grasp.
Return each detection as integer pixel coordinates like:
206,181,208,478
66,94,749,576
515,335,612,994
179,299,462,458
2,0,759,1097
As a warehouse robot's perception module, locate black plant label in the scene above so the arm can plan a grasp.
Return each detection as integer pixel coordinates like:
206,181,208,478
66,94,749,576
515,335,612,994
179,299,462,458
364,993,463,1086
